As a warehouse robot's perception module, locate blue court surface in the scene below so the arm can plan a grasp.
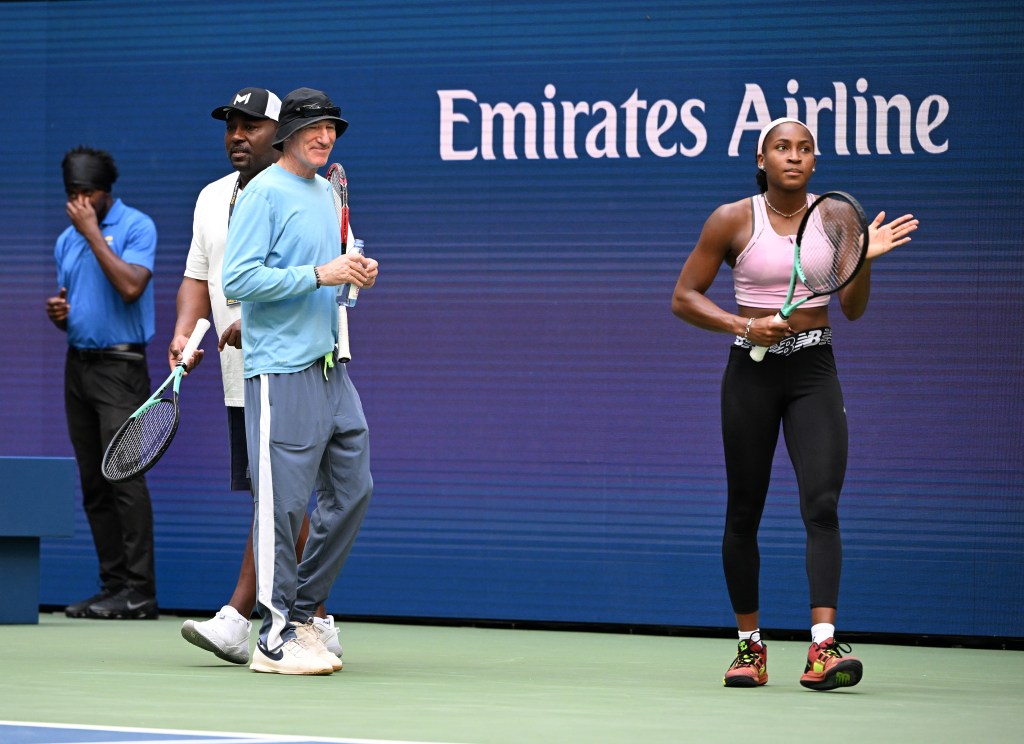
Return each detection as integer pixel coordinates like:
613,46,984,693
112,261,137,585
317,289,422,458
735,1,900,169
0,723,459,744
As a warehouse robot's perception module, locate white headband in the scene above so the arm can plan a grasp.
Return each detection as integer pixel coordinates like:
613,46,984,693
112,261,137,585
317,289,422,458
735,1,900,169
756,117,809,154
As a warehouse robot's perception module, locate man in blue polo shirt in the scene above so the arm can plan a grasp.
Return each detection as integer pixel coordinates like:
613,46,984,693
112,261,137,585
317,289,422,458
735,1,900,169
45,146,159,620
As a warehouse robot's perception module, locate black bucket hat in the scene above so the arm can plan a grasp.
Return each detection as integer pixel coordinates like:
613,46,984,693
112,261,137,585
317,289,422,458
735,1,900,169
272,87,348,150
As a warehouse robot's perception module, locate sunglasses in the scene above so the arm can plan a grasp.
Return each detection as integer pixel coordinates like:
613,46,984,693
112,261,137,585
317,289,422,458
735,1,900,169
294,103,341,118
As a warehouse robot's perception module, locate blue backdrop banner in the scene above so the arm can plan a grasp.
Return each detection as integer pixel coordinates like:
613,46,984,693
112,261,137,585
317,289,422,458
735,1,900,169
1,0,1022,637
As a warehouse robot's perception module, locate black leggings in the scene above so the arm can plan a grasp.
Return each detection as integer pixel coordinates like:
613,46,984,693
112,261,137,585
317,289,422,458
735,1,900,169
720,342,847,614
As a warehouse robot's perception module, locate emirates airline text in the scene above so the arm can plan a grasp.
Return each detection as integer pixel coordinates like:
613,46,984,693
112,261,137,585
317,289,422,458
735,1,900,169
438,80,949,161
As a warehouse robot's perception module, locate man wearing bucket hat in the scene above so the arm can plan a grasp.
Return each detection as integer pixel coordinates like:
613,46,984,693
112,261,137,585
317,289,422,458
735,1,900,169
223,87,378,676
170,87,342,667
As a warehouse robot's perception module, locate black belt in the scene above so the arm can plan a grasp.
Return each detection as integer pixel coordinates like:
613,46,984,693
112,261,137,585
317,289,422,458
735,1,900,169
70,344,146,362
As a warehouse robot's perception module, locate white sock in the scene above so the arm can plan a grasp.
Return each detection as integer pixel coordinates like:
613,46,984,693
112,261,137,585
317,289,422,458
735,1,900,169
739,628,762,645
811,623,835,645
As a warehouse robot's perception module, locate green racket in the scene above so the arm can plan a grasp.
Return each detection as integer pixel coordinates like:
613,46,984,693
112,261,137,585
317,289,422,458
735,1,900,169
750,191,869,362
101,319,210,481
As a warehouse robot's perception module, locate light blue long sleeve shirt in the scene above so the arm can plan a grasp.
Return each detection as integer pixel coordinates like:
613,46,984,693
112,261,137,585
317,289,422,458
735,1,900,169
222,164,340,377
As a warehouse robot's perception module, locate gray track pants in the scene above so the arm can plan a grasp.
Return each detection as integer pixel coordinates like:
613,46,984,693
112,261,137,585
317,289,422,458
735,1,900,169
244,355,372,651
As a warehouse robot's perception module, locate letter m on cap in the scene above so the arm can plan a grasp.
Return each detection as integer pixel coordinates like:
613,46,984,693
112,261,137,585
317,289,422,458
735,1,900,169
234,93,251,105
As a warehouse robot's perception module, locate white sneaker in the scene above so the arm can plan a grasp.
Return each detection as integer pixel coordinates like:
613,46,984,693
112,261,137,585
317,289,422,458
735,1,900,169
250,637,334,675
293,620,343,671
181,605,251,664
310,615,344,659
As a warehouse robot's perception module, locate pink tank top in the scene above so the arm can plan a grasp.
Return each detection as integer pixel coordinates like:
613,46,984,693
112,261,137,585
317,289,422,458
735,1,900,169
733,194,831,310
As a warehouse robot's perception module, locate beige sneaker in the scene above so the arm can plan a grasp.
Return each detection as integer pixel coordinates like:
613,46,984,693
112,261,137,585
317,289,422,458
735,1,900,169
293,619,343,671
309,616,343,659
250,637,333,675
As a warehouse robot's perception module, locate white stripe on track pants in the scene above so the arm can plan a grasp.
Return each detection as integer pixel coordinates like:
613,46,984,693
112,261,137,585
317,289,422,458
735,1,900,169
244,357,372,651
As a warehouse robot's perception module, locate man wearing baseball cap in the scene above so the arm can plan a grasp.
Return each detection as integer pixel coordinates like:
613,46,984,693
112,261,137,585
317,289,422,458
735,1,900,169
223,87,378,675
209,86,281,123
169,87,343,668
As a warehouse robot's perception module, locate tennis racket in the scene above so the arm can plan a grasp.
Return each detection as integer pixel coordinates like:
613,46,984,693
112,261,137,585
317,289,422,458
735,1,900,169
101,319,210,482
327,162,355,362
327,162,349,254
749,191,869,362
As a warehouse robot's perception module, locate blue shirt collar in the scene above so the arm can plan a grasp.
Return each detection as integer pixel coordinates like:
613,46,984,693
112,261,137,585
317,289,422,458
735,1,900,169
100,197,126,227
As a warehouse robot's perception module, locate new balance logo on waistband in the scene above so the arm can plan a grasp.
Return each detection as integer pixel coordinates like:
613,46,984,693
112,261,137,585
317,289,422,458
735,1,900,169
734,327,833,356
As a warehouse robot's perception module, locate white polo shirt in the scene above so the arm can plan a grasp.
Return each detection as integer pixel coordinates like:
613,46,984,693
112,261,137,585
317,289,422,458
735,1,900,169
184,172,245,406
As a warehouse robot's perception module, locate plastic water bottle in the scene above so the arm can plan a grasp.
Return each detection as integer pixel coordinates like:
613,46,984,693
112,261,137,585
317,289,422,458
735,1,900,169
338,238,364,308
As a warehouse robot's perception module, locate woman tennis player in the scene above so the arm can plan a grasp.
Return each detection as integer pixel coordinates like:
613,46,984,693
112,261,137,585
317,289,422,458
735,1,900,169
671,118,918,691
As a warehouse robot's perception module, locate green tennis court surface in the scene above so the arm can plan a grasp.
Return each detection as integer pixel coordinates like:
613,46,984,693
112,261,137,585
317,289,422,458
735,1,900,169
1,614,1020,743
0,723,445,744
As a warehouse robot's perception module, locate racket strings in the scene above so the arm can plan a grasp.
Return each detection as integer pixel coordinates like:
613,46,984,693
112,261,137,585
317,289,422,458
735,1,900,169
104,400,177,480
798,200,866,293
327,166,350,254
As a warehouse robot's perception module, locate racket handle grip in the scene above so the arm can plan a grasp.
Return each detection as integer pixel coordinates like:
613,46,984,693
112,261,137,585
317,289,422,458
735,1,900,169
337,305,352,363
748,312,784,362
748,345,769,362
180,318,211,367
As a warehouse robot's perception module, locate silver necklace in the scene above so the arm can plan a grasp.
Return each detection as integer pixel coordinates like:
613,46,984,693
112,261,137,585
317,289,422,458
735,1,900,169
764,196,807,219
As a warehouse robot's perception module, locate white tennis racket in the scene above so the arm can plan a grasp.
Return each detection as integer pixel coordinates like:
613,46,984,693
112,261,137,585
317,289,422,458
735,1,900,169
327,163,354,362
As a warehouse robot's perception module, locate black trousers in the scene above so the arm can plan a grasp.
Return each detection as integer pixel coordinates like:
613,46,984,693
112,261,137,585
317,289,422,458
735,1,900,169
64,349,157,598
720,342,847,615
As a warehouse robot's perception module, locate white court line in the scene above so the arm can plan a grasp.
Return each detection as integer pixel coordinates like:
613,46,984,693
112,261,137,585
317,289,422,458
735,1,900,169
0,721,472,744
